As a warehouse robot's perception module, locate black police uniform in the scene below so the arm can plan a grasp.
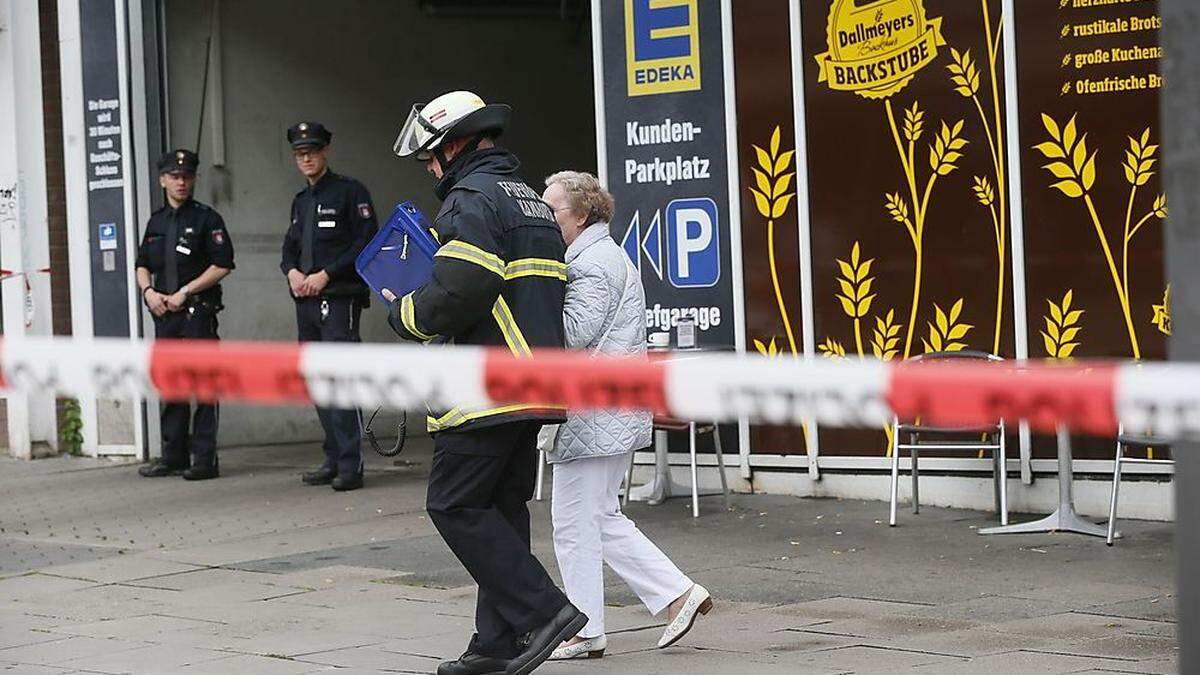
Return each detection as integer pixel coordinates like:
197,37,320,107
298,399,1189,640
280,122,378,482
136,149,235,473
388,147,572,660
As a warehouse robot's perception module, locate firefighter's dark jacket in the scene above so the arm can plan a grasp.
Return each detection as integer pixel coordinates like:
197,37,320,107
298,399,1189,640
388,148,568,434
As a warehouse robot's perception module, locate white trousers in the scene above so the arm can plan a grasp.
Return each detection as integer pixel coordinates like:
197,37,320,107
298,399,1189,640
551,453,692,638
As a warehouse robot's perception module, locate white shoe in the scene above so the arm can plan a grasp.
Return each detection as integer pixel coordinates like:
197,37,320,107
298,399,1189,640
657,584,713,648
549,635,607,660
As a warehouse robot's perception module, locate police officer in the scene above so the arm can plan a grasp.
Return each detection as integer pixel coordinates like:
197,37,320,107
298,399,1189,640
281,122,377,492
136,149,234,481
385,91,584,675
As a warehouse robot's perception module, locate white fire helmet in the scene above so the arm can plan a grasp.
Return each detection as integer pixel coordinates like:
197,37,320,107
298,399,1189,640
393,90,511,161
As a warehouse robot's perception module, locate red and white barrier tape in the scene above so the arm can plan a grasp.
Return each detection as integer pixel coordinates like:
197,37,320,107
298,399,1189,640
0,337,1196,440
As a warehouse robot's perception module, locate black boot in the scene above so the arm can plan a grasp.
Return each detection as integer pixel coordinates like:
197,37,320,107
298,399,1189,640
182,465,219,481
331,474,363,491
507,604,587,675
302,466,336,486
437,651,510,675
138,460,184,478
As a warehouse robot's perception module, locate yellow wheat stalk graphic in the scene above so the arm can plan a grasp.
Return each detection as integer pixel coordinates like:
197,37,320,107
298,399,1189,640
970,173,1006,353
1034,116,1169,359
873,305,903,457
818,337,846,358
879,1,996,455
753,337,781,358
835,242,876,357
949,1,1008,356
871,309,902,361
947,47,980,99
748,127,811,450
819,240,901,453
748,126,798,359
1040,291,1151,457
922,298,973,353
1121,130,1167,318
1041,290,1084,359
884,99,968,360
819,238,900,453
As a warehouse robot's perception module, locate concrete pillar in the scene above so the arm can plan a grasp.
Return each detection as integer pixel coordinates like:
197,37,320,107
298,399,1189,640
1161,0,1200,667
0,0,59,458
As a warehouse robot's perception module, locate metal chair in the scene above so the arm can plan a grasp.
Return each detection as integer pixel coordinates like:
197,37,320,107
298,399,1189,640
693,421,732,516
1106,425,1172,545
889,351,1008,527
650,416,731,517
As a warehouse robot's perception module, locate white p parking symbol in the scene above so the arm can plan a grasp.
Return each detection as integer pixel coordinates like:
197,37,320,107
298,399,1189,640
673,207,712,277
666,198,720,288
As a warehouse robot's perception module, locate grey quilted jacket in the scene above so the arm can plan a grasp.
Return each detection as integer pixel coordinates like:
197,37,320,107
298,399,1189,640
542,223,653,463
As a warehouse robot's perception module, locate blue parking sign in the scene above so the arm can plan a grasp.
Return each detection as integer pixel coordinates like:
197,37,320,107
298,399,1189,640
98,223,118,251
666,198,719,288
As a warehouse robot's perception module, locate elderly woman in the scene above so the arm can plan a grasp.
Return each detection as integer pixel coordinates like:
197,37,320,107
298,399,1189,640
540,171,712,661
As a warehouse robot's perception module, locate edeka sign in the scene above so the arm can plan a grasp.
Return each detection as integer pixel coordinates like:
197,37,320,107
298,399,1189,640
814,0,944,100
625,0,701,97
602,0,735,348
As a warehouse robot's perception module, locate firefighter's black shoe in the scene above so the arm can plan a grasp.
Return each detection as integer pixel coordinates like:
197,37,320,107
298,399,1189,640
437,652,510,675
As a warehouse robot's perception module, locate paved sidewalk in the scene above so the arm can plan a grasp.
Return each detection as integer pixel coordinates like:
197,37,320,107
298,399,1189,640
0,439,1177,674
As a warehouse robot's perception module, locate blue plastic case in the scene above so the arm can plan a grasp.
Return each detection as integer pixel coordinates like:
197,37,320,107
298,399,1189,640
355,201,439,301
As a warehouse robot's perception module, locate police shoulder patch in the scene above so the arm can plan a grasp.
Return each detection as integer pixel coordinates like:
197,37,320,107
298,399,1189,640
212,229,225,245
358,203,372,219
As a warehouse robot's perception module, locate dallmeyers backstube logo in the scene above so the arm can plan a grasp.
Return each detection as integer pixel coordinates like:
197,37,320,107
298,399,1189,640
815,0,945,100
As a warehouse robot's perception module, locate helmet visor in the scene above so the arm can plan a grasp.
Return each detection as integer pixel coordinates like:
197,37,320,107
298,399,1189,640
393,105,440,160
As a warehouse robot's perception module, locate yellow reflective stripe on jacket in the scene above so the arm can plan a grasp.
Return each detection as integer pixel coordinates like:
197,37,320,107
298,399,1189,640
400,292,435,342
504,258,567,281
427,406,469,432
492,296,532,357
435,240,505,278
426,403,568,433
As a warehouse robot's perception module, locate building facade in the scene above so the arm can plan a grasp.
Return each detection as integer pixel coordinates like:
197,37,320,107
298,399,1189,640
1,0,1172,520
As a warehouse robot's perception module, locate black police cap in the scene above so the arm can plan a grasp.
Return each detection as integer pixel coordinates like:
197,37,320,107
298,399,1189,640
158,149,198,175
287,121,332,149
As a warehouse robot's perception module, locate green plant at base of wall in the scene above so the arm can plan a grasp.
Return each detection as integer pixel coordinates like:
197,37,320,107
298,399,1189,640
59,399,83,456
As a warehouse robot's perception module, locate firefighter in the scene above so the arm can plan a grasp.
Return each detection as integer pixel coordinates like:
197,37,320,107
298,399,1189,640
385,91,584,675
